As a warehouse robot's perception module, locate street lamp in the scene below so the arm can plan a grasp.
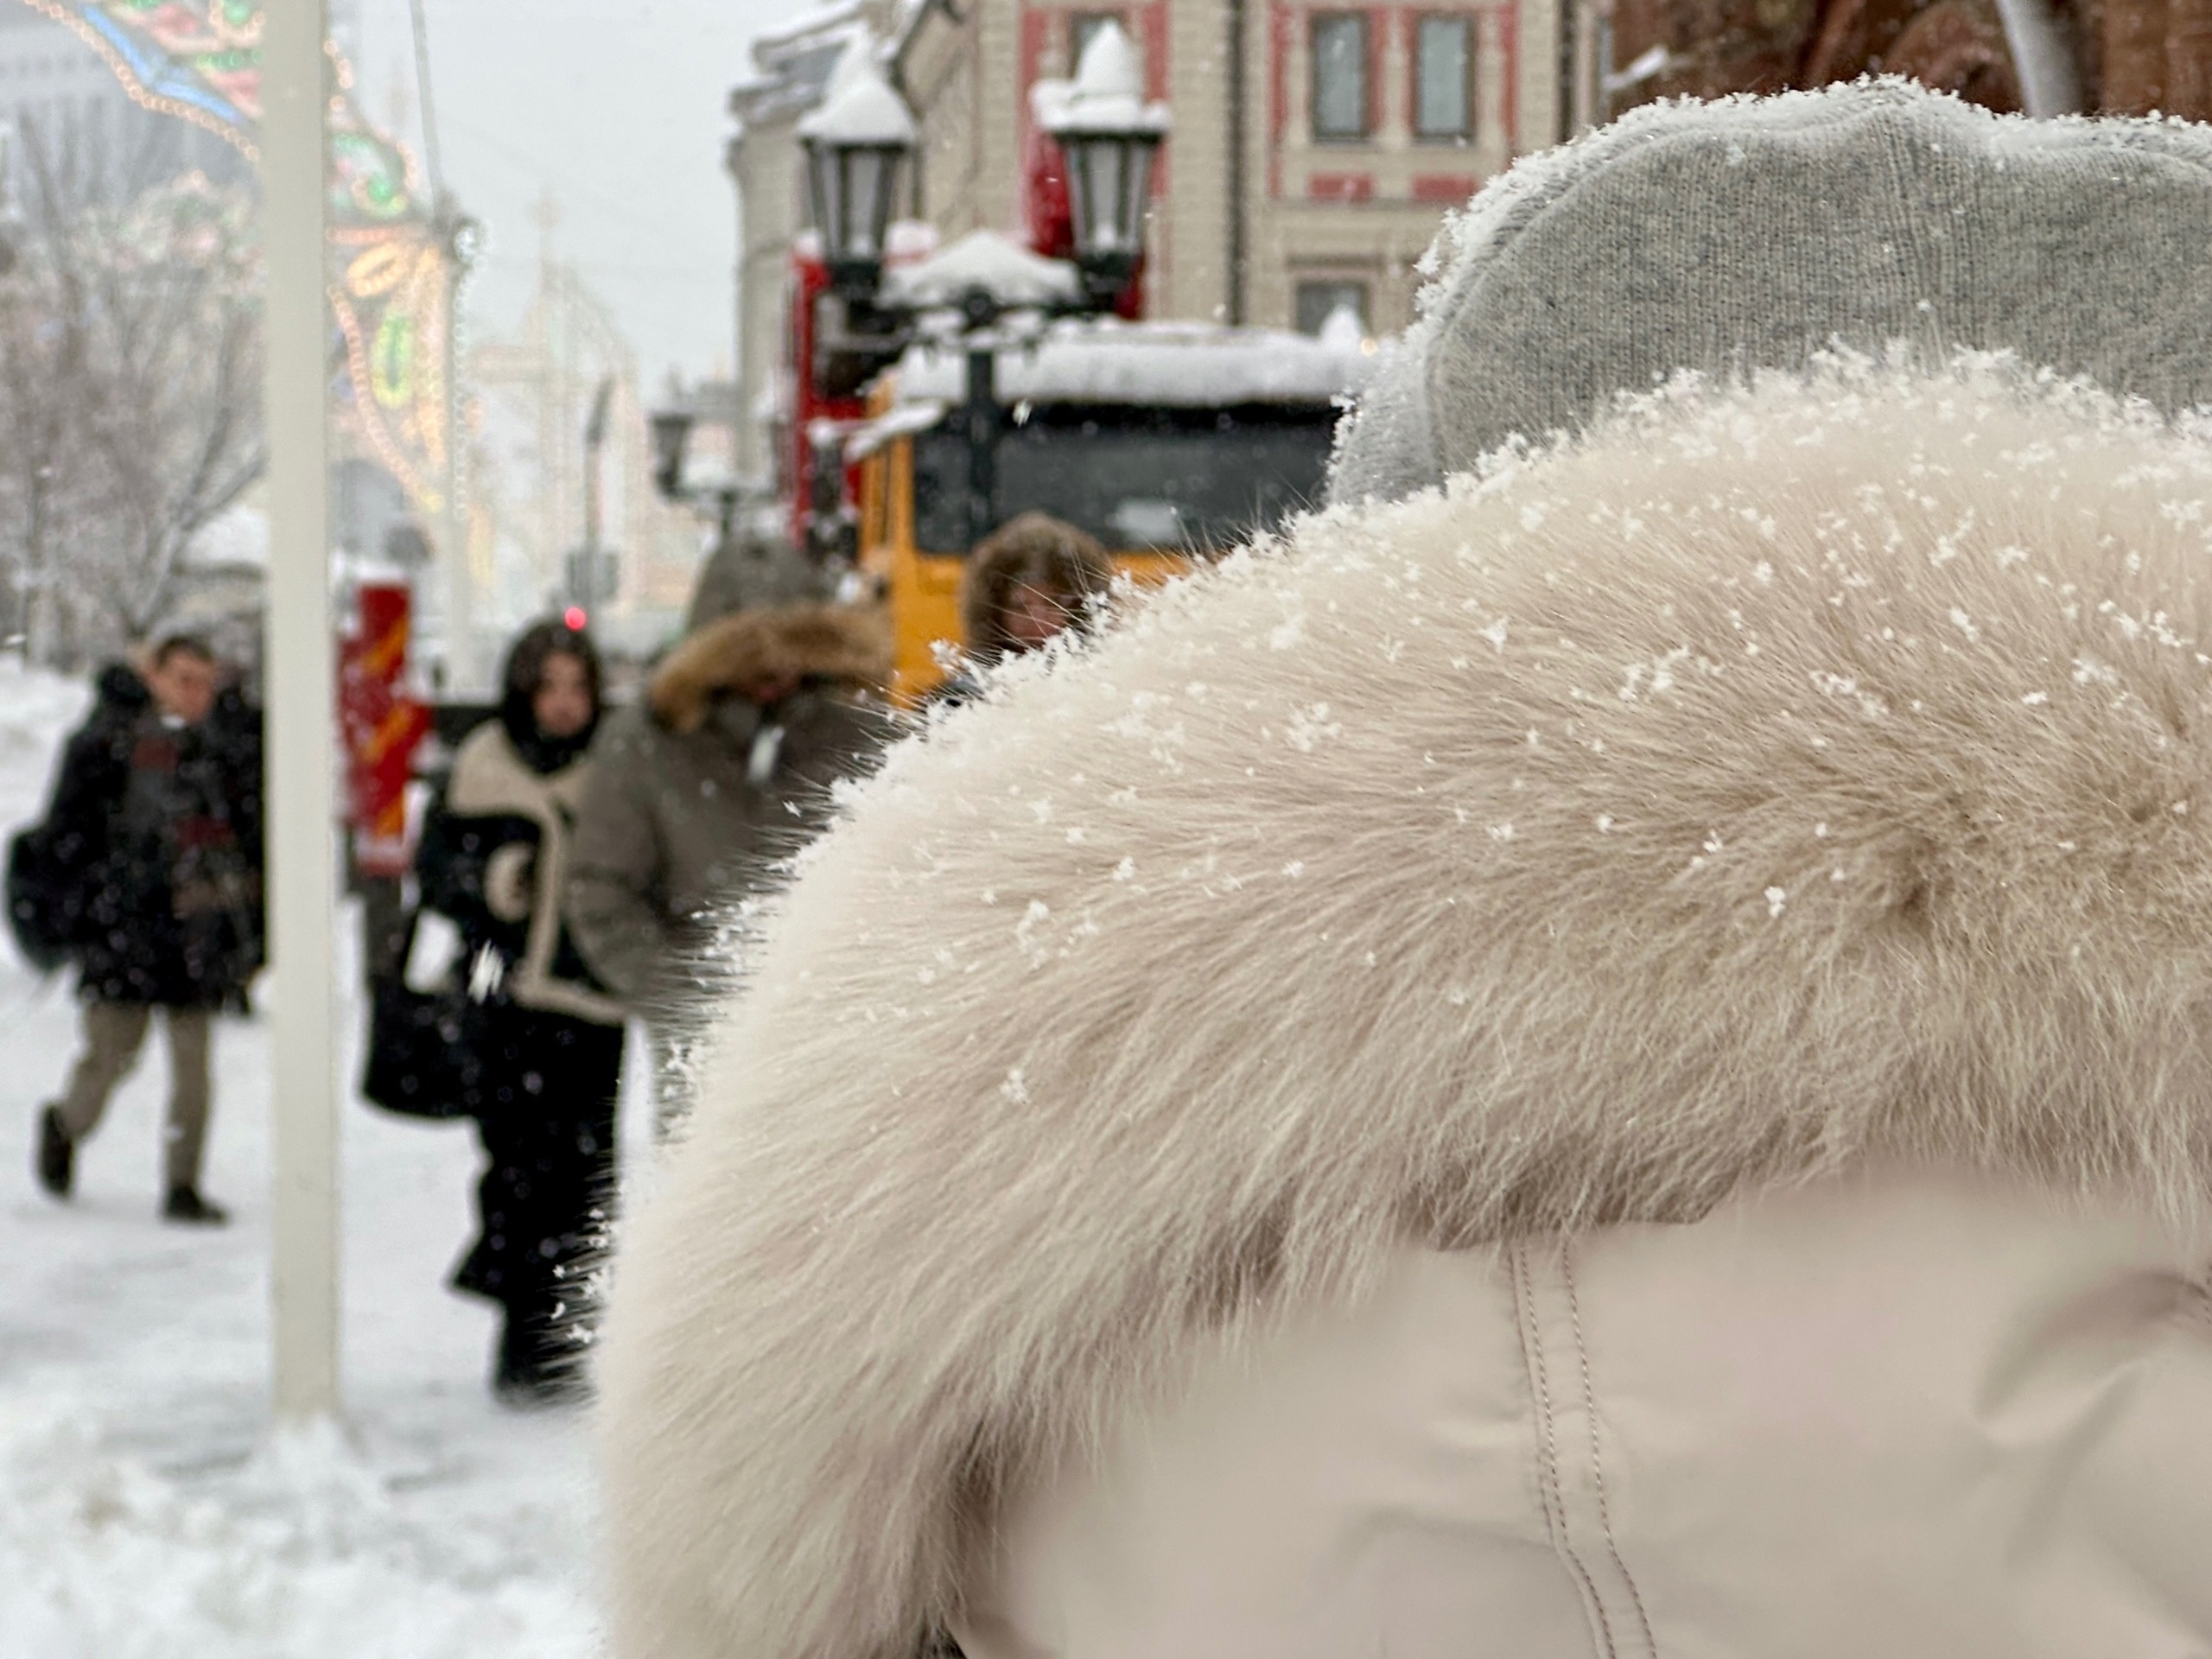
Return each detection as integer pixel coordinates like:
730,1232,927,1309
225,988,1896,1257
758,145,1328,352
650,405,694,500
648,383,764,558
1037,21,1170,308
780,26,1170,559
798,41,918,301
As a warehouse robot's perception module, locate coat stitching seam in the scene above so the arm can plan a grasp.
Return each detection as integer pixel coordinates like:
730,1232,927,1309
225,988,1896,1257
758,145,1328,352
1512,1240,1617,1659
1506,1244,1563,1544
1562,1241,1658,1657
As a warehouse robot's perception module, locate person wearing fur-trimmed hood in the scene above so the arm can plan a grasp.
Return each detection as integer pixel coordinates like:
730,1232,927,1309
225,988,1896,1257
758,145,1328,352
929,512,1117,709
596,85,2212,1659
416,618,624,1404
564,598,893,1122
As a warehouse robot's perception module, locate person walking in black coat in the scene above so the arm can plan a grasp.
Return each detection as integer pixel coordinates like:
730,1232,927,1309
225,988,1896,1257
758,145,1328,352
32,635,264,1224
415,619,625,1406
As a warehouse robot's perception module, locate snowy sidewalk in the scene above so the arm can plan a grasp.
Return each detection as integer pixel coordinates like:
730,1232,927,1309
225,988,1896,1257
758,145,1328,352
0,663,641,1658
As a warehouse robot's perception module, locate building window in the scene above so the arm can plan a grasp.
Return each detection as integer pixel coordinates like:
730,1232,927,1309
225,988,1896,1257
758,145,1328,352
1295,278,1370,336
1310,14,1370,141
1071,11,1127,68
1414,16,1473,140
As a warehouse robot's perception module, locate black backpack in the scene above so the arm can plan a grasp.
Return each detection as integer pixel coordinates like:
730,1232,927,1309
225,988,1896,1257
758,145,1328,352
5,820,82,973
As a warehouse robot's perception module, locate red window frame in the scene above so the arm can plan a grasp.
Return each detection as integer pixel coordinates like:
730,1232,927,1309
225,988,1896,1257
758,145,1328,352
1410,11,1476,143
1309,10,1373,143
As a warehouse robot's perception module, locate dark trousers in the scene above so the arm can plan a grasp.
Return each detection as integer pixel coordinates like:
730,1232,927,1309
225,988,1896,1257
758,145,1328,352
451,1006,625,1374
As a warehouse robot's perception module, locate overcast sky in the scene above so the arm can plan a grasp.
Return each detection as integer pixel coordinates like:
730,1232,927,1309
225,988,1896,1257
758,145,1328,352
351,0,791,388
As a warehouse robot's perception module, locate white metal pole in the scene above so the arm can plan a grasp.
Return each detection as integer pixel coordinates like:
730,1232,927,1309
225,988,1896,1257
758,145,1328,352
263,0,340,1425
442,266,470,692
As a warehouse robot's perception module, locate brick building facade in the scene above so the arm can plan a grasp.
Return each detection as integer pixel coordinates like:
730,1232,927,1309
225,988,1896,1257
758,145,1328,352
896,0,1559,334
727,0,2188,485
728,0,1560,480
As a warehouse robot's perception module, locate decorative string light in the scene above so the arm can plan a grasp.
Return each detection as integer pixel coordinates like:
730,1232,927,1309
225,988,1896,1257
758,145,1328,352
25,0,262,156
35,2,465,517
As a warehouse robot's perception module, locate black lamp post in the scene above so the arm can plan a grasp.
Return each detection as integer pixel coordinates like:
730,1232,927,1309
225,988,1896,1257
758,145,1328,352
645,391,745,553
1039,21,1171,309
798,48,918,302
769,27,1171,556
1055,130,1160,308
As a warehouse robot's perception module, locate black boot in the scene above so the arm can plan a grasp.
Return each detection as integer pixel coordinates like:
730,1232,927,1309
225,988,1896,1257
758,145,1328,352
162,1185,229,1226
493,1300,584,1408
35,1106,73,1199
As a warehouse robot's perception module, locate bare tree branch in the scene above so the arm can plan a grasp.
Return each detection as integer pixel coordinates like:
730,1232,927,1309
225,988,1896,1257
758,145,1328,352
0,122,262,661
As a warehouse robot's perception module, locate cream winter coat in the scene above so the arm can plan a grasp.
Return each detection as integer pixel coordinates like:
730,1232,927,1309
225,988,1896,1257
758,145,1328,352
596,364,2212,1659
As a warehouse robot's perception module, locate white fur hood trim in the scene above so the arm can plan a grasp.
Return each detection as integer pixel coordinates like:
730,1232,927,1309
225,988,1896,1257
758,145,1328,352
598,362,2212,1659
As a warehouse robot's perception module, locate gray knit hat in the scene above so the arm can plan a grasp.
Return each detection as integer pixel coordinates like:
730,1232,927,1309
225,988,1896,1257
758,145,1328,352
1331,80,2212,504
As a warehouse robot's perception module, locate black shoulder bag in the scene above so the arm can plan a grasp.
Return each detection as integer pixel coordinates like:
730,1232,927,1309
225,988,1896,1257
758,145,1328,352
360,907,487,1122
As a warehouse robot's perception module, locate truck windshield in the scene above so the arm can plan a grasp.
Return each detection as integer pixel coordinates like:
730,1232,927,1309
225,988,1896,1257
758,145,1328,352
911,403,1340,555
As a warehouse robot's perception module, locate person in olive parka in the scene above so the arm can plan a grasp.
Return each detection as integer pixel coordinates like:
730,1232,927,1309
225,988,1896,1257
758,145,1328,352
566,595,893,1130
415,619,625,1404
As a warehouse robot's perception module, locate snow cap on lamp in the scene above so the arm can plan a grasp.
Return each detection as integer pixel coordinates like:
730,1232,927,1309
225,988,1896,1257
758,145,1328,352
798,35,916,147
1033,19,1172,137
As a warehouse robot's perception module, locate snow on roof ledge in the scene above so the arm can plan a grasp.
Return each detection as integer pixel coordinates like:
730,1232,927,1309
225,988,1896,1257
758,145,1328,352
881,230,1080,310
893,318,1375,408
751,0,868,55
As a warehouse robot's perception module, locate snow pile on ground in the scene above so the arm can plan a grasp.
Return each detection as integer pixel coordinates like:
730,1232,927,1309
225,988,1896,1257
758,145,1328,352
0,659,654,1656
0,1409,597,1659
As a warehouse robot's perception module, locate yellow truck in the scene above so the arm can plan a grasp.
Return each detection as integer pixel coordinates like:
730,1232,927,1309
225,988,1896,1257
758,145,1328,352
846,315,1373,702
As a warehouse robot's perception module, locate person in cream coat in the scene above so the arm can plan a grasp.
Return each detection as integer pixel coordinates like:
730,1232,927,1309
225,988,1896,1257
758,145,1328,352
595,84,2212,1659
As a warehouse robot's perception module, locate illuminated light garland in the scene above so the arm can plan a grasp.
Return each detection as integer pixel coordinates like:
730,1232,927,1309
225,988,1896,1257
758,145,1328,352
31,1,466,518
329,226,451,512
331,276,444,514
333,232,452,481
22,0,262,157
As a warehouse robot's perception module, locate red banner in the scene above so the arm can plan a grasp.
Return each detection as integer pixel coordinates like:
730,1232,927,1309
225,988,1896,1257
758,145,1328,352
339,582,431,879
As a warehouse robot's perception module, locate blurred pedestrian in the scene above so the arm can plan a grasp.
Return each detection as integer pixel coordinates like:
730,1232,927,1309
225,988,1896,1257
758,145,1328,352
933,512,1115,707
682,518,826,635
416,618,624,1405
29,635,262,1225
567,599,892,1131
